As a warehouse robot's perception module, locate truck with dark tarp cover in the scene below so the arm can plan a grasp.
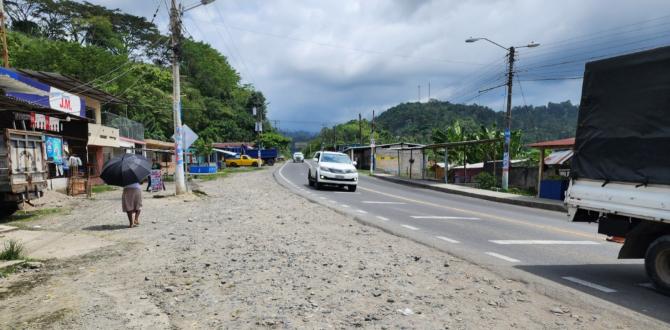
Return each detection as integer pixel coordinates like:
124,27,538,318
566,46,670,293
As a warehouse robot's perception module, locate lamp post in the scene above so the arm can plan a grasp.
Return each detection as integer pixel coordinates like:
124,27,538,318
170,0,216,195
465,37,539,190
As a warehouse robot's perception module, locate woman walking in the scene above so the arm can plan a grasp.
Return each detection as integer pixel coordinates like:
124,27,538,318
101,153,151,229
122,182,143,227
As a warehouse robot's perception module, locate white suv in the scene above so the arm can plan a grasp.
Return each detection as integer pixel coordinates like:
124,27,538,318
308,151,358,192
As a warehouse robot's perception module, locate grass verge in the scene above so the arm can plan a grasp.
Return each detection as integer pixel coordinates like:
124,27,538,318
0,239,25,260
4,207,69,224
196,167,264,182
92,184,117,194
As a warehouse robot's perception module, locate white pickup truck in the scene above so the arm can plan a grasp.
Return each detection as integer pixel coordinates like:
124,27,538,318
565,46,670,293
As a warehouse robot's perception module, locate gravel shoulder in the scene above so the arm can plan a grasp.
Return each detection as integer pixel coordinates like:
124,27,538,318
0,167,664,329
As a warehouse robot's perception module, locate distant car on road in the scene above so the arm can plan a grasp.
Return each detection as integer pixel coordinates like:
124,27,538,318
293,152,304,162
225,155,262,167
308,151,358,191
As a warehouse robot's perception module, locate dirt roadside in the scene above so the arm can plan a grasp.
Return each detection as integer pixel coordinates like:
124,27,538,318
0,167,665,329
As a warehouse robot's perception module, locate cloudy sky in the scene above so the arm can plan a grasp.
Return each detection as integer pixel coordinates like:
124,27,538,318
91,0,670,131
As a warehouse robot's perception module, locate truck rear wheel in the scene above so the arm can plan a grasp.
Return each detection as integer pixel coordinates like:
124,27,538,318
645,235,670,294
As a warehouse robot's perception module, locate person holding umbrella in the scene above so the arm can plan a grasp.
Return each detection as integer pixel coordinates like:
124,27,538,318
101,153,152,228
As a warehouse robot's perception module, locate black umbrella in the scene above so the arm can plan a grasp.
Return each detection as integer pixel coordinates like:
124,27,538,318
100,153,151,187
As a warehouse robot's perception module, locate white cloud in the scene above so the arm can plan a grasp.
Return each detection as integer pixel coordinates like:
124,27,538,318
90,0,670,131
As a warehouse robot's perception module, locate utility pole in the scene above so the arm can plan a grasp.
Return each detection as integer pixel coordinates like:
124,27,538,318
502,47,515,191
169,0,216,195
254,106,262,168
465,37,538,191
370,110,375,175
428,81,431,100
0,0,8,68
358,113,362,145
170,0,187,195
417,85,421,103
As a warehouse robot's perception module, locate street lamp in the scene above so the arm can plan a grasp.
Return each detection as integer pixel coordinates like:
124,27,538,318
170,0,216,195
465,36,539,191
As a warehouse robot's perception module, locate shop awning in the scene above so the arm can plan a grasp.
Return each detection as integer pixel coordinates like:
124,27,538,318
544,149,574,165
0,67,85,117
213,148,239,157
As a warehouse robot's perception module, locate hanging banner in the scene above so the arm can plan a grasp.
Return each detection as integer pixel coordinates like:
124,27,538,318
45,135,63,164
48,87,82,116
0,67,85,117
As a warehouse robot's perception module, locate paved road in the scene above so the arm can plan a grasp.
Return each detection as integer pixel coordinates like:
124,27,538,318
276,161,670,324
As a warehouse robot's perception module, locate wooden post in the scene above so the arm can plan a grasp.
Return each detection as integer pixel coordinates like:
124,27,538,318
536,148,545,197
444,147,449,184
422,150,428,180
409,149,413,179
397,150,401,176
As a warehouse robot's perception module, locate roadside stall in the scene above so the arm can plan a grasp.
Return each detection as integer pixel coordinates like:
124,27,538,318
0,68,89,194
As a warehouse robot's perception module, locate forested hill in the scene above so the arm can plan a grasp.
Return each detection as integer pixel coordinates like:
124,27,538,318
3,0,289,149
375,100,579,144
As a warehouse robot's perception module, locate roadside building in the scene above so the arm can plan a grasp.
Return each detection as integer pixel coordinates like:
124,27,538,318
0,68,94,194
212,142,253,168
527,137,575,199
12,70,127,187
342,142,423,171
145,139,175,175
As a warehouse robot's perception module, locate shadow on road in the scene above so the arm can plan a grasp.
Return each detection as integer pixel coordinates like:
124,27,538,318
83,224,129,231
516,263,669,323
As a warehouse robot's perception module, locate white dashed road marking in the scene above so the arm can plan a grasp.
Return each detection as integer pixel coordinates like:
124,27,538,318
376,216,390,221
436,236,460,244
562,276,617,293
485,252,521,263
490,240,600,245
356,209,368,214
341,204,350,208
401,224,420,231
362,201,406,205
411,216,480,220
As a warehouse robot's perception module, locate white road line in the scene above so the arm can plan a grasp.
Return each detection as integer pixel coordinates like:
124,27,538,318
411,216,480,220
485,252,521,263
637,282,655,289
356,209,368,214
562,276,617,293
376,216,390,221
490,240,600,245
436,236,460,244
340,204,350,208
319,196,327,199
362,201,406,205
401,224,420,231
335,191,360,194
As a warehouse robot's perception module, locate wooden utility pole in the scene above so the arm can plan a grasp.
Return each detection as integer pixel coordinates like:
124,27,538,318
502,47,515,191
0,0,10,68
170,0,187,194
358,113,362,145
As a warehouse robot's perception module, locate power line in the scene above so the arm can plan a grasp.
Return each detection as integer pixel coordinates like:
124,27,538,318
222,24,485,66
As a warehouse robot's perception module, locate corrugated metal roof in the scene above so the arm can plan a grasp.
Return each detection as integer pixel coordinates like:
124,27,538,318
544,149,574,165
527,137,575,149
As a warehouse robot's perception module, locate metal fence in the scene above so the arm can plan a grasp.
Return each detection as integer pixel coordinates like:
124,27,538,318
102,112,144,141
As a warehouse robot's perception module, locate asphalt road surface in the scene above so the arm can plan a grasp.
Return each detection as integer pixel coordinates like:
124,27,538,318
276,161,670,324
